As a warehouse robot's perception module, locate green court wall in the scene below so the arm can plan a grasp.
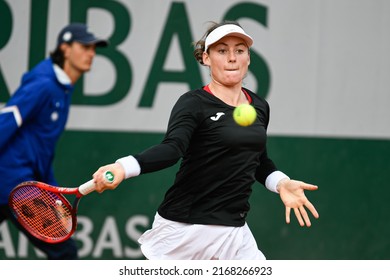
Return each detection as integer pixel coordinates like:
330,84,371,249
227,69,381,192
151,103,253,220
54,131,390,260
1,131,389,259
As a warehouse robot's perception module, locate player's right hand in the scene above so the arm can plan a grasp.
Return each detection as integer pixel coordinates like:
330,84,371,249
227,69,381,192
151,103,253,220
93,163,125,193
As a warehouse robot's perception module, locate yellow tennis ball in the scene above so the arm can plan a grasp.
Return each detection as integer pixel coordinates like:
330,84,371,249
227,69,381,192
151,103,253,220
233,104,257,126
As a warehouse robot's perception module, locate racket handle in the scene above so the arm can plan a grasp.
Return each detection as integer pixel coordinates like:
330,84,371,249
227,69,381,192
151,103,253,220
78,179,96,196
78,171,115,196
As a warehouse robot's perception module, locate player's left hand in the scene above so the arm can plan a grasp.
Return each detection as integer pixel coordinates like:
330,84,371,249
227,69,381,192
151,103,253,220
277,179,319,227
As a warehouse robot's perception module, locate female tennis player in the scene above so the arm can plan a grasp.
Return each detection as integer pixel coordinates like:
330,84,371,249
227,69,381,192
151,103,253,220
92,21,319,260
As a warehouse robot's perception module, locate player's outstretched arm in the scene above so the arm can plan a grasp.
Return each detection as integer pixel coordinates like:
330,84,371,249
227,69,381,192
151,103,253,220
93,162,125,193
277,179,319,227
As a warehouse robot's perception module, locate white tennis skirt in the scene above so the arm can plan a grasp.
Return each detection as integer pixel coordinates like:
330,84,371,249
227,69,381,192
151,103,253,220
138,212,266,260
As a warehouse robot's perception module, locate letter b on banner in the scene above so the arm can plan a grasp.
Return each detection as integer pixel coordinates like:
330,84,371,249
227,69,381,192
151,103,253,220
70,0,132,105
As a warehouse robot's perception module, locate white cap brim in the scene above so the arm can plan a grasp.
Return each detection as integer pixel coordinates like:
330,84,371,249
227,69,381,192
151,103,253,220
205,24,253,52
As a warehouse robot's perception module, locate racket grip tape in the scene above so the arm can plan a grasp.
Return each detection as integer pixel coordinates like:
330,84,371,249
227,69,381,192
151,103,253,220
79,171,115,195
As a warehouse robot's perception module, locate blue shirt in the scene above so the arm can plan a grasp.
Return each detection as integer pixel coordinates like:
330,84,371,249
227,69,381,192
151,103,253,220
0,58,73,205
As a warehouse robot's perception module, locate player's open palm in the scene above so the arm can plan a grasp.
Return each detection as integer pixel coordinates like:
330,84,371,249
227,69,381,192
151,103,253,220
278,179,319,227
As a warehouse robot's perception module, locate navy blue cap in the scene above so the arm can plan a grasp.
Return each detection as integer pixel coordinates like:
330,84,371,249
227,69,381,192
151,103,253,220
57,23,108,47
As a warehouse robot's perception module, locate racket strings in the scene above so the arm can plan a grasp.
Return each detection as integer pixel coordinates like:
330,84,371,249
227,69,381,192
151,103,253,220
10,185,73,241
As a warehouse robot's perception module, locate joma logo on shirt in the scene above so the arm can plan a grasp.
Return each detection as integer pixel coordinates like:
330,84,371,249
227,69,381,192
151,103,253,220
210,112,225,121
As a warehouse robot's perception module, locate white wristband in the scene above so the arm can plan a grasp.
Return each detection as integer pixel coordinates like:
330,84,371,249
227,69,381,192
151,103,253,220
265,171,290,193
115,155,141,179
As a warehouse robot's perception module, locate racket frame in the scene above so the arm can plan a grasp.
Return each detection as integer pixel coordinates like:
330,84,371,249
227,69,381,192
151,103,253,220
8,172,113,244
9,181,86,243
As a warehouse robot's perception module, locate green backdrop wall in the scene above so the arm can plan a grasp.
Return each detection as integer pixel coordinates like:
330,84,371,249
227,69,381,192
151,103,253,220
4,131,389,259
55,131,390,260
1,130,389,260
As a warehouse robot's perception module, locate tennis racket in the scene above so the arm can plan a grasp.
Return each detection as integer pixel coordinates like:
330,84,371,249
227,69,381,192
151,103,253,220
8,171,114,244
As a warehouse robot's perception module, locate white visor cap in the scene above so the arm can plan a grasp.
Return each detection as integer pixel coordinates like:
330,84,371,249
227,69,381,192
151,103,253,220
204,24,253,52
